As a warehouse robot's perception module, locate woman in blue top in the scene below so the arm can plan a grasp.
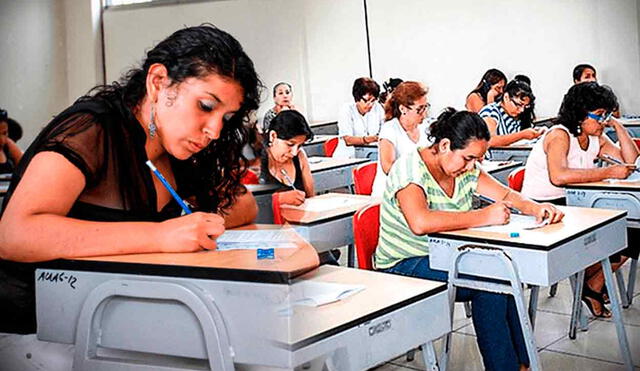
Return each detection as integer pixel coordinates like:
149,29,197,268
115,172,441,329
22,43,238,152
479,80,545,147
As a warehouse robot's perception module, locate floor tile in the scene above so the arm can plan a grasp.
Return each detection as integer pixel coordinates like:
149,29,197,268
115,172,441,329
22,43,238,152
539,349,629,371
455,310,571,349
389,333,484,371
546,319,640,366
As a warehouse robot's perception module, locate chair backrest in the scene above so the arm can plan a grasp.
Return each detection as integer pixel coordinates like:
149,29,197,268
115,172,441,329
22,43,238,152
633,138,640,149
240,169,259,185
352,162,377,195
271,192,284,224
352,203,380,270
323,137,339,157
507,166,525,191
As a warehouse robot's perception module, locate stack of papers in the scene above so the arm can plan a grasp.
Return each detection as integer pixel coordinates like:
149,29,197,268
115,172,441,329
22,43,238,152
216,230,299,250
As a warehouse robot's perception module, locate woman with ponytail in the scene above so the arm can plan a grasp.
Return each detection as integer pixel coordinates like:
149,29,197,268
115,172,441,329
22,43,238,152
375,108,563,371
0,24,263,340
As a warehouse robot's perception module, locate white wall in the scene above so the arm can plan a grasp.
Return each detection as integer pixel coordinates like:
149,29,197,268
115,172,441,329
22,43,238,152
367,0,640,118
103,0,368,123
0,0,69,147
64,0,104,103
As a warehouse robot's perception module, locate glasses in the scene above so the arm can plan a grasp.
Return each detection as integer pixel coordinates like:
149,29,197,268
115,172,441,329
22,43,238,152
509,96,530,110
359,96,377,105
409,102,431,115
586,111,613,124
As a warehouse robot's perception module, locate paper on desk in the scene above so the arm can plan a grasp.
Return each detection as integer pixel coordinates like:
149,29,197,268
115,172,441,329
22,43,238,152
511,138,538,146
307,157,324,164
293,197,361,212
216,230,299,250
605,157,640,182
470,214,548,233
289,281,365,307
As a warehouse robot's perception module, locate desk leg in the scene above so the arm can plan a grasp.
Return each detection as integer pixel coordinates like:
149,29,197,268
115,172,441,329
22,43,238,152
602,258,634,370
348,244,355,268
569,270,585,340
421,341,440,371
528,286,539,330
627,259,637,305
615,269,630,308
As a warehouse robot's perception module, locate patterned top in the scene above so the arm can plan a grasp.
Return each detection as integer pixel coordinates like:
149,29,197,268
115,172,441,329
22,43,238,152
374,148,481,269
261,108,277,133
479,102,522,136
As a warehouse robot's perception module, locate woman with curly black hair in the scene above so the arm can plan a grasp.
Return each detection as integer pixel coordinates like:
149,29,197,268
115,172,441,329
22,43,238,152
0,24,263,336
521,82,639,317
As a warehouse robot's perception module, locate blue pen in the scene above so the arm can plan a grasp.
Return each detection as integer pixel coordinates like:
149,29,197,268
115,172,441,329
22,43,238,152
476,194,521,215
602,154,640,173
146,160,192,214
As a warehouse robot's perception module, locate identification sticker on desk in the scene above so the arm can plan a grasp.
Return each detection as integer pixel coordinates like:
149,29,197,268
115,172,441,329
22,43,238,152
257,248,275,260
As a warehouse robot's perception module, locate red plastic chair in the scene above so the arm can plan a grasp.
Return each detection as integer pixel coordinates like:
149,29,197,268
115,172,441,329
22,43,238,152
352,162,377,195
240,169,259,185
323,137,339,157
507,166,525,192
352,203,380,270
271,192,284,224
633,138,640,148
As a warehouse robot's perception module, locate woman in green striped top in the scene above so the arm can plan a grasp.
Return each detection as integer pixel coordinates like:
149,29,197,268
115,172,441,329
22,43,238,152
375,108,563,371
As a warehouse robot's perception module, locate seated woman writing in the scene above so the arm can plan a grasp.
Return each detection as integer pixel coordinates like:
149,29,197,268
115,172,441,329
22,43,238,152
259,110,314,206
479,80,545,147
375,108,563,371
521,82,639,317
0,24,262,341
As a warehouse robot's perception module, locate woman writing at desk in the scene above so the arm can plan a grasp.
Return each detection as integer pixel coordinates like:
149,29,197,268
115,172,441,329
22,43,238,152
521,82,639,317
0,24,262,344
259,110,314,206
479,80,545,147
375,108,563,371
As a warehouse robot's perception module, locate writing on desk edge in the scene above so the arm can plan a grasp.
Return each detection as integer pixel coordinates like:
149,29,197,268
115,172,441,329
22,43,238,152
37,270,77,289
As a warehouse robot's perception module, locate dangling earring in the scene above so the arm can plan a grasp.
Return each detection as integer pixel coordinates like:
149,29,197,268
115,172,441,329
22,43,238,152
149,106,157,139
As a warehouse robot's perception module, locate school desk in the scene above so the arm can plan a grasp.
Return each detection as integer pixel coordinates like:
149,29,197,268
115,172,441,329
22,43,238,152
279,192,376,267
34,225,449,371
565,180,640,306
480,160,521,185
427,206,633,371
302,134,338,157
308,156,370,193
246,183,281,223
309,119,338,135
487,143,533,163
353,143,379,161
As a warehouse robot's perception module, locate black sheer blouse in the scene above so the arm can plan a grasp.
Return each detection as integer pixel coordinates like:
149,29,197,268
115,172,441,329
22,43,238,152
0,96,189,334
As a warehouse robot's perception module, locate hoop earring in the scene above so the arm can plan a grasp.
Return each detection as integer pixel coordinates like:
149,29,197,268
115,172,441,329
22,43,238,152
149,106,157,139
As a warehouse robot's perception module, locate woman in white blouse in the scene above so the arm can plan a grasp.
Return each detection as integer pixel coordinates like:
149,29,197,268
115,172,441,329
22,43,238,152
371,81,432,197
333,77,385,158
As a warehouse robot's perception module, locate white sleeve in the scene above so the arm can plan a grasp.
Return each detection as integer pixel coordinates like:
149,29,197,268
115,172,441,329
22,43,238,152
337,103,354,138
378,122,397,145
368,103,385,135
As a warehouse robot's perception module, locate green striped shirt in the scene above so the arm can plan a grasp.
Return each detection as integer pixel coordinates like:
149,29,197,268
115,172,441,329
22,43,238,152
374,148,480,269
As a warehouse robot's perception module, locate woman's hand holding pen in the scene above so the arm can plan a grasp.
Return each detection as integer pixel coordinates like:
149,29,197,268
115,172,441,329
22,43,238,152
480,201,512,226
533,203,564,224
280,189,306,206
605,164,636,179
158,212,225,252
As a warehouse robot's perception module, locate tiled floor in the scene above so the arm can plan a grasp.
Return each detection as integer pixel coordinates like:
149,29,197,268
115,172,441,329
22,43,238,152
371,262,640,370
